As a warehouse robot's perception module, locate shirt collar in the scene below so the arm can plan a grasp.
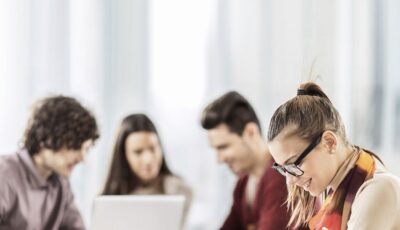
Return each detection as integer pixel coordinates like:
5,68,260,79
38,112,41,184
18,149,56,189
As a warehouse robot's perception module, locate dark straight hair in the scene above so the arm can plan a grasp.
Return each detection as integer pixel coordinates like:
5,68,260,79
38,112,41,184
102,114,172,195
201,91,261,135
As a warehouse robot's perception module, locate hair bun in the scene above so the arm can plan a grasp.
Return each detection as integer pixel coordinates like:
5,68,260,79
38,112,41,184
297,82,331,103
297,89,307,96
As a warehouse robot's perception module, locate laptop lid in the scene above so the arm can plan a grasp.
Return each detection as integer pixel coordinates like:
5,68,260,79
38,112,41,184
91,195,185,230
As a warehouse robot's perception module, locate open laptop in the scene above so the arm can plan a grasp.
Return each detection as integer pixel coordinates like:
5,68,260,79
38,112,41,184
90,195,185,230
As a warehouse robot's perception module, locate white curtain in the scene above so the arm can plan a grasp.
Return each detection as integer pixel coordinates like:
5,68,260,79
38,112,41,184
209,0,400,173
1,0,399,229
0,0,149,226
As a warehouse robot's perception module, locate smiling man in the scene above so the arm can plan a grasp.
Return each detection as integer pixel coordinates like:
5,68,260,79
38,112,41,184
201,91,300,230
0,96,99,230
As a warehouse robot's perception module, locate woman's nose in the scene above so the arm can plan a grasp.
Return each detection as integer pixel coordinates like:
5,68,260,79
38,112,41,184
141,151,154,164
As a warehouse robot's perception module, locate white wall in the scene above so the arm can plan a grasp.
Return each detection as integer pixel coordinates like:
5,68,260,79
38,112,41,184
1,0,399,229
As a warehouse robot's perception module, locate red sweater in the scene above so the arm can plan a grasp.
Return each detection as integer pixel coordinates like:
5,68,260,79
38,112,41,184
221,161,307,230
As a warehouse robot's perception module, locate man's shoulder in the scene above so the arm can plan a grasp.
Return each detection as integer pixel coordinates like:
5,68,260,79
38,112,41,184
0,152,19,162
0,153,23,191
0,153,22,177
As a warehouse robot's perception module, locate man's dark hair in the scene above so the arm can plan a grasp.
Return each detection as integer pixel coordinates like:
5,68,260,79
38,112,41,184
23,96,99,155
201,91,261,135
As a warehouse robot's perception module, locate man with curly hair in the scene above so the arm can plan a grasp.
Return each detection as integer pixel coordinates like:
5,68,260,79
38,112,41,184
0,96,99,230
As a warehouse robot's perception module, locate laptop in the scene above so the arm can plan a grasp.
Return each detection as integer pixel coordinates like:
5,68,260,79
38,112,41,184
90,195,185,230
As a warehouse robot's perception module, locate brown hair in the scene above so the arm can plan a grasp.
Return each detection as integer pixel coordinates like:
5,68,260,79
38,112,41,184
201,91,261,135
102,114,173,195
23,96,99,155
267,82,347,227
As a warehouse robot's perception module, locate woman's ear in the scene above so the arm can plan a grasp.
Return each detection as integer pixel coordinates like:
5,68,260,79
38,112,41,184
322,131,337,153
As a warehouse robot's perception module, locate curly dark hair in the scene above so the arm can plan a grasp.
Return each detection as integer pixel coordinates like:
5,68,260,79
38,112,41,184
23,96,99,155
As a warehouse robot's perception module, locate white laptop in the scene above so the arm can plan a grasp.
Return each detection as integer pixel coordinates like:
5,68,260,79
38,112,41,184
90,195,185,230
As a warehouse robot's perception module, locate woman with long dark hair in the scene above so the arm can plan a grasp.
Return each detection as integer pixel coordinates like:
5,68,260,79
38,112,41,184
102,114,191,223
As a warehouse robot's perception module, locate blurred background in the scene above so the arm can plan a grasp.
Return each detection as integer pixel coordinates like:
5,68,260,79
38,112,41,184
1,0,399,229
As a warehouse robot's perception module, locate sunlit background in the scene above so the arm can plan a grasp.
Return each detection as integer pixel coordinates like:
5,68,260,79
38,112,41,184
1,0,399,229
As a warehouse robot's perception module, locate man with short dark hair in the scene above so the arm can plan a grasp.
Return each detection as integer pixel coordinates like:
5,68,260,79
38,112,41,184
0,96,99,230
201,91,297,229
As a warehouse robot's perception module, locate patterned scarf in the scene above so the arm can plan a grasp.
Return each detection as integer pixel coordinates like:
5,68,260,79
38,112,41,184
309,150,376,230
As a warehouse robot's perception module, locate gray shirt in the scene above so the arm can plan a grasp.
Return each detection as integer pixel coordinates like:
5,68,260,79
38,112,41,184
0,149,85,230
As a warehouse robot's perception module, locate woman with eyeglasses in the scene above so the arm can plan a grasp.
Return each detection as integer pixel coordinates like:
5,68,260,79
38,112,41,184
267,82,400,229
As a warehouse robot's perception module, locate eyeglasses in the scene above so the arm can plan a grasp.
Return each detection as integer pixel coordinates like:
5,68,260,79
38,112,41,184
272,133,323,177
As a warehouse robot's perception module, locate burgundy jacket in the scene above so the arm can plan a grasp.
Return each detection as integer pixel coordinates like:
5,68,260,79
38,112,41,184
221,161,308,230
